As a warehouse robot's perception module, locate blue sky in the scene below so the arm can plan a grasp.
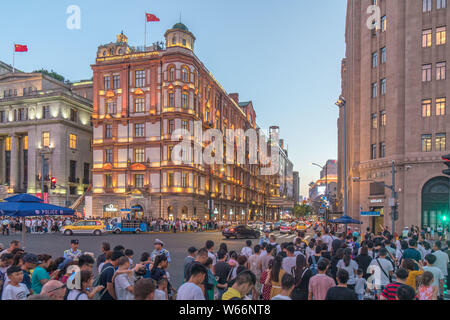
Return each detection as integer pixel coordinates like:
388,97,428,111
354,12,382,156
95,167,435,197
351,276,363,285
0,0,347,197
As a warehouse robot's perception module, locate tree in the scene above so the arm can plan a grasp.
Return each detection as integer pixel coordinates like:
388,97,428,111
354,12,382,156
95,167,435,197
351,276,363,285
33,69,66,83
293,203,312,218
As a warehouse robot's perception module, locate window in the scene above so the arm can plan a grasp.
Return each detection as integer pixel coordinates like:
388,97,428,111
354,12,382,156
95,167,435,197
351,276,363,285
380,78,386,95
371,144,377,160
135,123,145,137
69,160,77,182
169,67,175,81
182,93,188,109
436,62,446,80
83,163,90,184
381,47,386,64
105,174,113,189
168,172,174,187
422,134,432,152
437,0,447,9
422,99,432,117
372,52,378,68
135,148,145,163
436,133,446,151
18,108,26,121
380,142,386,158
371,113,378,128
135,98,145,113
135,70,145,87
168,93,175,107
105,149,113,163
380,111,387,126
135,174,144,188
437,27,446,45
423,0,432,12
168,119,175,134
5,137,11,151
113,75,120,89
43,106,50,119
0,111,5,123
181,120,188,131
69,134,77,149
381,16,386,32
422,64,432,82
422,29,432,48
105,124,113,139
182,67,189,82
106,101,117,114
371,83,378,98
436,97,446,116
42,132,50,147
168,146,174,161
104,76,111,90
182,172,188,188
70,108,77,122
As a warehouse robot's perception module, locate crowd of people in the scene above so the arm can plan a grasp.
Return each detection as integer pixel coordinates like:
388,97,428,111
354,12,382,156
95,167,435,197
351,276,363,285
0,216,229,235
0,220,449,300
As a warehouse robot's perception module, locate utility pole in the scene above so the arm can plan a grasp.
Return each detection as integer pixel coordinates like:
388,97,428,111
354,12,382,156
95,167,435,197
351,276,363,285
390,161,398,235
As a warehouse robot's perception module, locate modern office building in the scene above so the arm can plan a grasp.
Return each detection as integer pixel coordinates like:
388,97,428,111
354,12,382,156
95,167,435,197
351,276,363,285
339,0,450,233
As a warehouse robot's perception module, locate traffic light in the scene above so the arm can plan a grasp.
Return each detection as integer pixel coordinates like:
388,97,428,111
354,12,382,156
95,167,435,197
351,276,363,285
442,154,450,176
50,177,57,190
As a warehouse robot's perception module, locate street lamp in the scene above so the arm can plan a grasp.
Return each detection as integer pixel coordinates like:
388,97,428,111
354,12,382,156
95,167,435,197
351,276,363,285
335,96,348,231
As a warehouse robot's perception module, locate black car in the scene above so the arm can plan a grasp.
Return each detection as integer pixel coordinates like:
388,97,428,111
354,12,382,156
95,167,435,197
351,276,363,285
222,225,260,239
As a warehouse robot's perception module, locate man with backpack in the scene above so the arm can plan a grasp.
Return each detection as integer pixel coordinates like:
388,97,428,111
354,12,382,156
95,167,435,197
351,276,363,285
96,251,123,300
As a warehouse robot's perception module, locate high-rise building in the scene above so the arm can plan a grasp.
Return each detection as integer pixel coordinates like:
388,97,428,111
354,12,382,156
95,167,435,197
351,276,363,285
339,0,450,234
88,25,295,221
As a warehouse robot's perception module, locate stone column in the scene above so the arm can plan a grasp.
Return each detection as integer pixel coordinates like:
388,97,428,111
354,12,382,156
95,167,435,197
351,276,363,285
9,135,19,192
0,138,4,184
27,132,36,194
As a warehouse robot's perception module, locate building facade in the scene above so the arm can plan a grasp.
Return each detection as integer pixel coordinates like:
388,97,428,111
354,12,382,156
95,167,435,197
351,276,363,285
0,66,93,207
309,160,338,215
88,24,295,221
339,0,450,233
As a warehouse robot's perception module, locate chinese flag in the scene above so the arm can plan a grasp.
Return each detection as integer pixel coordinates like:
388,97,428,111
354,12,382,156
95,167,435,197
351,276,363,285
146,13,160,22
14,44,28,52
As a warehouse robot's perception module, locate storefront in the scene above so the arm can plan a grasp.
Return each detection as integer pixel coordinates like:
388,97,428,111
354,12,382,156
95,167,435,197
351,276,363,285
368,198,385,234
103,203,120,218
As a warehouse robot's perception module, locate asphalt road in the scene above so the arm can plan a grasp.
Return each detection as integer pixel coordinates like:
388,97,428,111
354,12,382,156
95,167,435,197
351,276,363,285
0,230,301,288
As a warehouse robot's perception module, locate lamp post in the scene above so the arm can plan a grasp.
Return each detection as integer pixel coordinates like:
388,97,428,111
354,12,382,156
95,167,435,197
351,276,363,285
335,96,347,217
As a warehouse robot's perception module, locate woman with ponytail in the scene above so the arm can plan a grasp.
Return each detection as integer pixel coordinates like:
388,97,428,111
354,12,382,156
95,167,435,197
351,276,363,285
336,248,358,290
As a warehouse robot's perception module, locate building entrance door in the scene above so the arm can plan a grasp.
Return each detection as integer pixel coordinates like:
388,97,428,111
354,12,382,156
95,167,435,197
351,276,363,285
422,177,450,229
369,207,384,234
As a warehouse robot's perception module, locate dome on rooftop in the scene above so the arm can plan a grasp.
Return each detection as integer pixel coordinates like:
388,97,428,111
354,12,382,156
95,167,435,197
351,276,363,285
172,22,189,31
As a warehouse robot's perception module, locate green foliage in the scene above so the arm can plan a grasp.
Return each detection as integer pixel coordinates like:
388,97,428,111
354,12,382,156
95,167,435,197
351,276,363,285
33,69,66,83
293,203,312,218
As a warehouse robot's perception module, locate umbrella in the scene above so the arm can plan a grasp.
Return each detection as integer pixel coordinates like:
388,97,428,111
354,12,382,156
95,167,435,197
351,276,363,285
0,194,75,248
330,215,363,225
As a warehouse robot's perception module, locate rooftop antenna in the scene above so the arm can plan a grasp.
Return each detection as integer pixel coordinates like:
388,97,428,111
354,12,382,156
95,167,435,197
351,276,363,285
180,11,182,23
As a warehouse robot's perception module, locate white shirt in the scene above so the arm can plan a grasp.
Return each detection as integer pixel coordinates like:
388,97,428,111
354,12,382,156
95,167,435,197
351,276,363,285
176,282,205,300
367,258,394,287
114,273,134,300
433,250,450,276
241,247,253,258
2,283,29,300
208,251,217,265
337,259,359,285
154,289,167,300
67,289,89,300
271,294,291,300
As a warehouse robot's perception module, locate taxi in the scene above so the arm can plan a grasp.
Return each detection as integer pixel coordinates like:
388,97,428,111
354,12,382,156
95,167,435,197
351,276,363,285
61,220,106,236
296,223,308,232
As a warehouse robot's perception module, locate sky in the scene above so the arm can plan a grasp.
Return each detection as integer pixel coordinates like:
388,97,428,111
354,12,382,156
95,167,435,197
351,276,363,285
0,0,347,198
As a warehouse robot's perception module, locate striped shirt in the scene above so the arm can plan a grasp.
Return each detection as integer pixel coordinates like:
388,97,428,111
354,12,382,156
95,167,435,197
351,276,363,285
381,282,402,300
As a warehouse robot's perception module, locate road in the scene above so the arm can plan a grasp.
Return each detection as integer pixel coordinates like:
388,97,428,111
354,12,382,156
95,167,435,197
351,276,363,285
0,230,304,288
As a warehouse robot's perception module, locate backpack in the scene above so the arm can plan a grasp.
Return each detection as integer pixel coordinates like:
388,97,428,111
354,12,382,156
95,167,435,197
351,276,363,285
92,265,114,300
310,255,318,276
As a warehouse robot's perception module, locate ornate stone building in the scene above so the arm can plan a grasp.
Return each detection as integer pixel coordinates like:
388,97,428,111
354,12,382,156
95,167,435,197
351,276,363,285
88,23,295,220
0,64,93,207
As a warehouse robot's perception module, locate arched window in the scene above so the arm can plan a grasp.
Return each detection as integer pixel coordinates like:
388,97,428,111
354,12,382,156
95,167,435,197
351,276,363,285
168,67,175,82
182,92,189,109
172,37,176,45
182,67,189,83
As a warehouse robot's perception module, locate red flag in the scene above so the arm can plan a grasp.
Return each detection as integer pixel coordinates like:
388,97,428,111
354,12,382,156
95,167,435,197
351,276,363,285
146,13,160,22
14,44,28,52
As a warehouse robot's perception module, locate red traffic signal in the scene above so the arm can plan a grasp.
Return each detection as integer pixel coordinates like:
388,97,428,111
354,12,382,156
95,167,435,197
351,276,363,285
50,177,57,189
51,177,57,183
442,154,450,176
442,154,450,162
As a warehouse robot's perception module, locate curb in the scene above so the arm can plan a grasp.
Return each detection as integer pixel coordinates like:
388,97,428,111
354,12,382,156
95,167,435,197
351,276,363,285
140,230,220,234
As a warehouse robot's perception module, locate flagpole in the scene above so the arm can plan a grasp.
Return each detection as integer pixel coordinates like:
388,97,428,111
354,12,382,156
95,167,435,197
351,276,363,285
12,43,15,73
145,14,147,49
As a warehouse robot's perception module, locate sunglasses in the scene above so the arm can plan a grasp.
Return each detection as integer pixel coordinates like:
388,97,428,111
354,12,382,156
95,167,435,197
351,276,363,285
47,284,67,293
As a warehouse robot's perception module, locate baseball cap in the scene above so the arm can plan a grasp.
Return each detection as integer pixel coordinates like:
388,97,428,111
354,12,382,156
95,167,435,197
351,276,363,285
23,253,41,265
154,239,164,246
71,239,79,245
187,246,198,254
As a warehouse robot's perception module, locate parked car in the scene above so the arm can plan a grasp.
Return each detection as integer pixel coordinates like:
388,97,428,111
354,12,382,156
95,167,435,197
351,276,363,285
61,220,106,236
223,225,260,239
263,222,273,233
